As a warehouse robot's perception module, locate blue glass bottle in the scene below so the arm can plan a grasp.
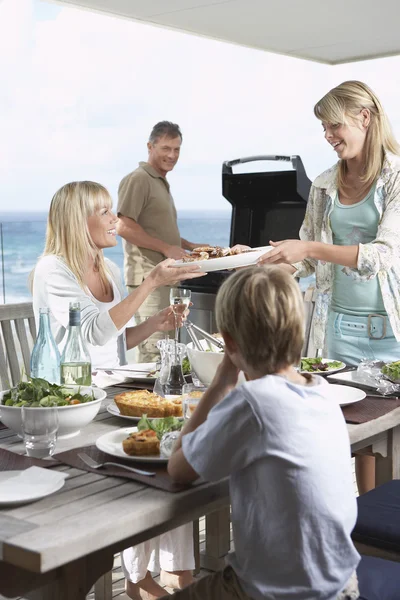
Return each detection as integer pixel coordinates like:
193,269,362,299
30,307,61,384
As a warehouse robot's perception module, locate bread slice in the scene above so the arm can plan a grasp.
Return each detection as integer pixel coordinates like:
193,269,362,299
114,389,182,418
122,429,160,456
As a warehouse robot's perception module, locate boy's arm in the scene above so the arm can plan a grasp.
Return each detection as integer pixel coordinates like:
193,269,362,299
168,356,239,483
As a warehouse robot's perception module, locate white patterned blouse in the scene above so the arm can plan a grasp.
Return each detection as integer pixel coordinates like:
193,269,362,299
293,152,400,350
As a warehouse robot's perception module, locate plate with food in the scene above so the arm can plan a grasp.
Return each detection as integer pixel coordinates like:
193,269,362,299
174,245,272,272
95,362,158,382
111,389,183,420
300,357,346,374
381,360,400,384
96,416,184,462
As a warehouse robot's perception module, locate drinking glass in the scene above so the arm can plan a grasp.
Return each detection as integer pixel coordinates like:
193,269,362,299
21,407,59,458
181,383,206,421
169,287,191,355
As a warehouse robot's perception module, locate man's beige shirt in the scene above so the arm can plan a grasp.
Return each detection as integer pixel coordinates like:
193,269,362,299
117,162,181,286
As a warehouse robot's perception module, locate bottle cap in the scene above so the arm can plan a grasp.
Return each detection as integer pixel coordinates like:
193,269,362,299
69,302,81,326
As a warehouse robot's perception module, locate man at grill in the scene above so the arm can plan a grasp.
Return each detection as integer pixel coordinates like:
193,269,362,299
117,121,207,362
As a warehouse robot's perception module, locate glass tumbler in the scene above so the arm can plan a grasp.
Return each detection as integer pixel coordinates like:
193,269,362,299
21,407,59,458
181,383,206,421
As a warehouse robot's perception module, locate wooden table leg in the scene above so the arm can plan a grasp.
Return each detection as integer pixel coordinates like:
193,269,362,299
23,550,114,600
193,520,200,575
94,569,113,600
374,425,400,486
200,506,230,572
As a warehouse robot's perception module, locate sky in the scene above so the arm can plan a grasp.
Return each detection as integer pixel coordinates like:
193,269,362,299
2,0,400,212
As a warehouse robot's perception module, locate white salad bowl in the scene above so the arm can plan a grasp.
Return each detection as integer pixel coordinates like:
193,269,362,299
186,340,224,386
0,385,106,439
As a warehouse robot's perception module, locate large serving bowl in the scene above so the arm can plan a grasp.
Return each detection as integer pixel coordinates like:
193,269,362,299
0,386,106,439
186,340,224,386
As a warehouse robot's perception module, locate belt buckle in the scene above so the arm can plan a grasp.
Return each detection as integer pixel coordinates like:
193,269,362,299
367,314,387,340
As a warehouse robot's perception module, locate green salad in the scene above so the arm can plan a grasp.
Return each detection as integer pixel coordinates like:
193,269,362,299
300,357,343,373
381,361,400,381
182,357,191,376
1,377,95,407
138,415,184,440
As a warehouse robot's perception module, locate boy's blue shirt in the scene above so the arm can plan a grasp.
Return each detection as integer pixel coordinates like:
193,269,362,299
182,374,360,600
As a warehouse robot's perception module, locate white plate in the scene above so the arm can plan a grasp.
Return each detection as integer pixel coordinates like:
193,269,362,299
300,357,346,375
96,363,157,382
0,470,65,506
107,402,141,422
107,398,184,423
327,370,373,388
174,246,272,273
96,427,167,463
324,384,366,407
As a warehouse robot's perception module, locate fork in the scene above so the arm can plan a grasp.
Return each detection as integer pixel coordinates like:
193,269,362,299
78,452,156,477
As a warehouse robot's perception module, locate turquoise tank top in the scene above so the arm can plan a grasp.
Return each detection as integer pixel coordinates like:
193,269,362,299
330,183,386,316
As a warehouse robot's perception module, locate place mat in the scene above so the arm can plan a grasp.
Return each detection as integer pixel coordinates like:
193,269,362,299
0,448,57,470
54,445,191,493
110,374,191,392
341,395,400,424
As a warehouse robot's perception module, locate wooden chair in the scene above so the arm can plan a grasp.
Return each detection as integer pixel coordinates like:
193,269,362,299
0,302,36,391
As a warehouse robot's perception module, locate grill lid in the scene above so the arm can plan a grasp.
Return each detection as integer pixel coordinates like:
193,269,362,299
222,155,311,247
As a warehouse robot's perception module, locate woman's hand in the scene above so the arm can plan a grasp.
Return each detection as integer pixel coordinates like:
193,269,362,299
148,258,206,288
258,240,311,265
149,303,189,333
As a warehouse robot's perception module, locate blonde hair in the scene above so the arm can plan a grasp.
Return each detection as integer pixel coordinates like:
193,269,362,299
216,266,304,374
43,181,113,291
314,80,400,188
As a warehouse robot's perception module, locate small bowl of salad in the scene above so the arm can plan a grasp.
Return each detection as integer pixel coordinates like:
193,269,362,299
381,361,400,384
0,378,106,438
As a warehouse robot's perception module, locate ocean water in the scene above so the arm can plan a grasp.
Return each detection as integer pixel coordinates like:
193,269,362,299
0,211,232,303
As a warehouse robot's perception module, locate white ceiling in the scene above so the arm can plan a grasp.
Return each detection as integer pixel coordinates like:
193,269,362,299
52,0,400,65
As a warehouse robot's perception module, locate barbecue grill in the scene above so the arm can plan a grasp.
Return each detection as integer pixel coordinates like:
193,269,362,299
180,155,311,337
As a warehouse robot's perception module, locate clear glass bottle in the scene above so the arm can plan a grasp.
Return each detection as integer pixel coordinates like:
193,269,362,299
60,302,92,386
30,307,61,384
163,341,186,396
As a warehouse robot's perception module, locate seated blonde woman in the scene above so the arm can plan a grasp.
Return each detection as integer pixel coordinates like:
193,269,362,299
32,181,204,600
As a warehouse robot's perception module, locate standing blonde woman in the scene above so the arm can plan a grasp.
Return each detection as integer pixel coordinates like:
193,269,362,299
259,81,400,494
32,181,203,600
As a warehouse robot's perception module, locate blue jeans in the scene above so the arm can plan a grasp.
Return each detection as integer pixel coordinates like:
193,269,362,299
327,311,400,367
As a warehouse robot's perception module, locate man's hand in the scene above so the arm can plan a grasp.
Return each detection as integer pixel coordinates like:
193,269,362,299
181,238,209,252
230,244,251,253
163,244,187,260
258,240,310,266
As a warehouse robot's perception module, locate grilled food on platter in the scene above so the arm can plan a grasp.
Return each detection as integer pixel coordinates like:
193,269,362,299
182,245,253,262
122,415,184,456
114,389,182,418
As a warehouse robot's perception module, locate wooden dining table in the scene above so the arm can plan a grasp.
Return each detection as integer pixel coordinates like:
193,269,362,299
1,383,400,599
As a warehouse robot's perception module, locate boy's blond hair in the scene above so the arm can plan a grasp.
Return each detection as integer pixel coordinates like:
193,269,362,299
216,266,304,374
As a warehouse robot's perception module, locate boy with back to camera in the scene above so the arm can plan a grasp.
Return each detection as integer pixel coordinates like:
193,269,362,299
166,265,360,600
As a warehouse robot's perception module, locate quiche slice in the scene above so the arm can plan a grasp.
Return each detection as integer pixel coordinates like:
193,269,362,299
122,429,160,456
114,389,182,418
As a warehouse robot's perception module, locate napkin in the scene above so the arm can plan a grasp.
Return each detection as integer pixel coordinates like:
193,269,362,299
92,371,130,389
0,467,68,502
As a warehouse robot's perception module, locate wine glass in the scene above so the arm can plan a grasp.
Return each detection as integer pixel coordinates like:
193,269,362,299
169,288,191,356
